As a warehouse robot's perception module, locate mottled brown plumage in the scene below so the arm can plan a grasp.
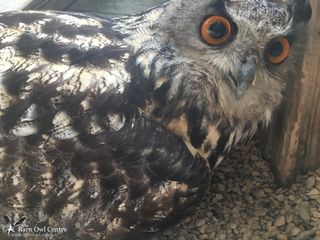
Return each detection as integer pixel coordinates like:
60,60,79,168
0,0,311,239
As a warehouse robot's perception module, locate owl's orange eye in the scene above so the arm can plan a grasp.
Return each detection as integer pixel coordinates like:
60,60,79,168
201,16,232,46
267,38,291,64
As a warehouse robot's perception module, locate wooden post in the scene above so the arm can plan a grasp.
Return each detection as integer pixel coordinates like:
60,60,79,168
261,0,320,187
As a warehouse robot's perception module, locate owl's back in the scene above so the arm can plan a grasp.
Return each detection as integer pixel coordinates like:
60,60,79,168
0,11,210,239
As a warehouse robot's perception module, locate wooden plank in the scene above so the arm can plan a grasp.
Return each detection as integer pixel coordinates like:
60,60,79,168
299,0,320,171
0,0,33,12
25,0,77,11
261,0,320,187
68,0,167,17
24,0,167,17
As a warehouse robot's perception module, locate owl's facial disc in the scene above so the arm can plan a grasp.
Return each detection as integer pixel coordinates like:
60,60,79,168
200,15,260,99
228,54,258,100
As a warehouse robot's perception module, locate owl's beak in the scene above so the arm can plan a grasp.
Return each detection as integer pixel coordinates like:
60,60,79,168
229,55,258,100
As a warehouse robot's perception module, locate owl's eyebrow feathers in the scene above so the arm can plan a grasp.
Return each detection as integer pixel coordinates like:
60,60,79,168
227,1,290,28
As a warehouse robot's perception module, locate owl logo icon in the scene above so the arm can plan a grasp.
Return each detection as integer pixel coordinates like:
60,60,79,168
3,215,26,234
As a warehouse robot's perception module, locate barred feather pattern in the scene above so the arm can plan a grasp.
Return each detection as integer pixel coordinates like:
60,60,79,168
0,0,311,238
0,10,211,240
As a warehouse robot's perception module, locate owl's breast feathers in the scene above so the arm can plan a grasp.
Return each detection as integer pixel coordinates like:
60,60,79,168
0,11,211,239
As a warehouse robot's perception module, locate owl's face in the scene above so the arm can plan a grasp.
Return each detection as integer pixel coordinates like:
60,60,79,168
158,0,311,120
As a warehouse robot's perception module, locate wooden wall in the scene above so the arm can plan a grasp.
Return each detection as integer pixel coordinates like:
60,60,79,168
25,0,77,11
25,0,167,17
69,0,167,17
0,0,33,11
262,0,320,187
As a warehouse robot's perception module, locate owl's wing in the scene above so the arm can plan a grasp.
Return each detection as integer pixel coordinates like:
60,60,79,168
0,11,137,134
64,118,210,239
0,11,210,239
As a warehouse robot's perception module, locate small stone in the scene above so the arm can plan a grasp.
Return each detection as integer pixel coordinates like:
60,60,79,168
255,190,265,198
232,213,241,219
306,176,316,190
208,232,216,239
301,221,314,231
276,233,288,240
200,234,209,240
252,170,260,176
255,209,266,217
180,229,189,236
308,194,320,200
177,236,186,240
232,207,240,214
292,215,301,225
274,216,286,227
264,187,273,193
219,233,226,240
211,216,219,223
246,196,254,204
286,214,293,223
206,212,213,218
163,229,173,236
230,223,238,229
196,219,206,227
295,228,316,240
288,195,296,201
307,189,319,196
268,227,279,238
199,224,207,234
311,210,320,219
276,194,285,202
205,225,214,234
185,216,192,223
216,194,223,200
186,234,197,240
286,223,295,233
266,221,273,231
243,230,253,240
297,202,311,221
200,202,206,209
291,227,301,237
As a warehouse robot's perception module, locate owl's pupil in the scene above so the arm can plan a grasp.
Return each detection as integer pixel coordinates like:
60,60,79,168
208,22,227,39
270,42,284,57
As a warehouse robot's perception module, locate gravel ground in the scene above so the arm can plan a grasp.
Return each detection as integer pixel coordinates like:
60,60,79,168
155,143,320,240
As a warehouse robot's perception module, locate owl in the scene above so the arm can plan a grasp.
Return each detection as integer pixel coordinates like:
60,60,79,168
0,0,312,239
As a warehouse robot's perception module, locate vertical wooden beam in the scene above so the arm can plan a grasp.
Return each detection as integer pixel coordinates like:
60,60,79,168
298,0,320,170
262,0,320,187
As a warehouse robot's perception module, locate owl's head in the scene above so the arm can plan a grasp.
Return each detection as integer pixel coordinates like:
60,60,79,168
154,0,311,120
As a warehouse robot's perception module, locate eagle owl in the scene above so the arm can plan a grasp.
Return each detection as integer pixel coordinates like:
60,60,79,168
0,0,312,239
